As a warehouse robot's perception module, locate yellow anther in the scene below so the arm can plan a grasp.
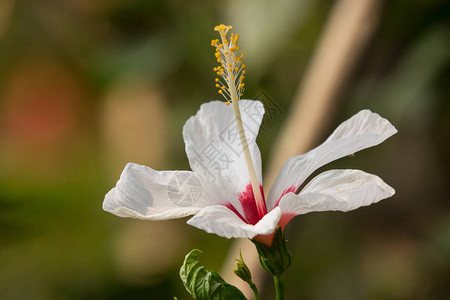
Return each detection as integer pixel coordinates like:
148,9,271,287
212,24,247,103
226,101,230,105
241,53,245,57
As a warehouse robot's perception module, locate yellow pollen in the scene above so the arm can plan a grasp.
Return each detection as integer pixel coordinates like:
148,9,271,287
211,24,246,105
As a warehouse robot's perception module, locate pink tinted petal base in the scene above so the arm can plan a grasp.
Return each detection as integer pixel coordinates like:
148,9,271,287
238,184,266,225
278,212,296,230
253,213,295,246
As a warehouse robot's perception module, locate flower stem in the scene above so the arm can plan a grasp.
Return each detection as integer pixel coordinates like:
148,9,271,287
249,282,259,300
273,275,285,300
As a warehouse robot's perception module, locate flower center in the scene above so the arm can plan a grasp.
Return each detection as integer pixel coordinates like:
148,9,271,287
212,24,267,220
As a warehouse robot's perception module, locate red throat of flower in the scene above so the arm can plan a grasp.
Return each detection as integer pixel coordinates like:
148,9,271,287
225,184,267,225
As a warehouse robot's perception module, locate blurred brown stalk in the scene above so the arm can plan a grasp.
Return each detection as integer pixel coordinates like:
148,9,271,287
0,0,15,39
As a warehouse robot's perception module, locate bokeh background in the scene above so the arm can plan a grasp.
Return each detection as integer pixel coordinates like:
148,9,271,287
0,0,449,299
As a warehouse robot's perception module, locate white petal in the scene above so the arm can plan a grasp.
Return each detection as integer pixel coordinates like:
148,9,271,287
103,163,232,220
267,110,397,209
187,206,282,239
278,169,395,215
183,100,264,193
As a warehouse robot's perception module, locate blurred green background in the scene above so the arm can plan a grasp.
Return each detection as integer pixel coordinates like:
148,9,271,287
0,0,449,299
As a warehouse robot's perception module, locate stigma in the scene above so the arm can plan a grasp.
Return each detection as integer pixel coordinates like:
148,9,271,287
211,24,246,105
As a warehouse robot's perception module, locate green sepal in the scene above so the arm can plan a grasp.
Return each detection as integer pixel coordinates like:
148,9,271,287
251,226,292,276
179,249,247,300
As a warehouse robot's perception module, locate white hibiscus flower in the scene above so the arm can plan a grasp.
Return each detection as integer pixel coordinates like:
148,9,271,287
103,25,397,246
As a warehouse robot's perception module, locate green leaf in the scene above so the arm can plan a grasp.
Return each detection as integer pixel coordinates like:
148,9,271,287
180,249,247,300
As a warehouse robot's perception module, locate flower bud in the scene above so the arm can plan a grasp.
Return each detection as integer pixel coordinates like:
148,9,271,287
233,252,252,283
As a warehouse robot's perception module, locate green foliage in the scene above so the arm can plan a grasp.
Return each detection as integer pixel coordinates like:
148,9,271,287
180,249,246,300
